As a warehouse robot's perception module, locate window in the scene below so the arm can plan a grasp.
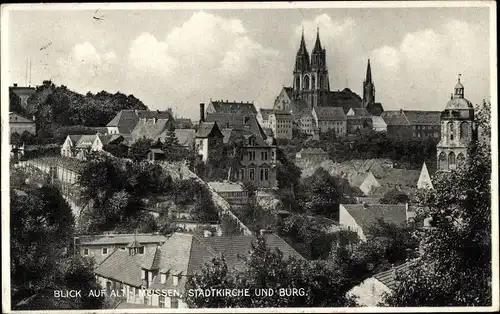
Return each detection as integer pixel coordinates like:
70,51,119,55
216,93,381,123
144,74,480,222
171,298,179,308
240,169,245,180
248,151,256,161
249,168,255,181
261,151,268,160
138,246,145,254
172,275,179,286
260,168,264,181
159,296,166,308
102,247,108,255
264,168,269,181
120,247,126,251
161,273,167,284
83,248,89,256
141,269,146,280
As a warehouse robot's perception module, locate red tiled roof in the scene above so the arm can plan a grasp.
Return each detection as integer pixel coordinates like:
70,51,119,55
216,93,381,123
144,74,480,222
195,121,221,138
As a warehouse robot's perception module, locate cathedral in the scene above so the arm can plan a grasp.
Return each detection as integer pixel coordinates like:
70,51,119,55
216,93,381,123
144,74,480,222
436,76,476,171
274,28,383,116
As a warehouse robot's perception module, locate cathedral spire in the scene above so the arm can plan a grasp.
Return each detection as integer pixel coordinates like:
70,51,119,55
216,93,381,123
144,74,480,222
365,59,372,83
313,27,322,52
298,26,307,54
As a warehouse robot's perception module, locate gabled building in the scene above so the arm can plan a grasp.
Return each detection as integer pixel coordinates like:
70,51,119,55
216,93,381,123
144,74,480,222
195,110,224,162
61,133,124,159
257,109,293,140
417,162,434,189
346,107,372,133
106,110,173,135
348,260,415,306
9,112,36,135
312,106,346,135
94,232,304,309
294,109,319,139
372,116,387,132
339,203,414,242
205,104,278,189
76,233,169,266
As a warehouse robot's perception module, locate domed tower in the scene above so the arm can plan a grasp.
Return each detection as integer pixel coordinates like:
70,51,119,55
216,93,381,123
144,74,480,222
436,75,476,171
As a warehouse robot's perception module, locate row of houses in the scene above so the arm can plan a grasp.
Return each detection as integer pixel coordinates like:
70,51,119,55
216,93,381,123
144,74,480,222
75,232,303,309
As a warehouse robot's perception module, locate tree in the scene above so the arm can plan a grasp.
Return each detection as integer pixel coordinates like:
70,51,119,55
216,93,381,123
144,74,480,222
301,168,343,219
384,111,492,306
10,183,75,304
185,236,357,308
380,189,410,204
220,213,243,236
128,138,152,162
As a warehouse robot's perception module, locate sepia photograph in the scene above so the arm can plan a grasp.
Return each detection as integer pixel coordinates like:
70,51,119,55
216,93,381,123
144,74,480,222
1,1,498,313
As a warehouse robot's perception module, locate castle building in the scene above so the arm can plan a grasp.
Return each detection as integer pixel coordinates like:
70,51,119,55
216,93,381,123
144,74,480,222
274,29,382,116
436,76,476,171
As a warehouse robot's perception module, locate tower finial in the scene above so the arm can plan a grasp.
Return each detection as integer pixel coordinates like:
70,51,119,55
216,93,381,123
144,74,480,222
458,73,461,82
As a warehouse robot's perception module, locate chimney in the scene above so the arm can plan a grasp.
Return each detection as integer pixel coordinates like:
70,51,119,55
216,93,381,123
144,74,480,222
399,108,403,114
199,103,205,123
13,83,18,87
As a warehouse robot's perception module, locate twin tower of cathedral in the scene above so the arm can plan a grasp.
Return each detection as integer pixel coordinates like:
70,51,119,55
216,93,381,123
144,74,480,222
289,28,381,115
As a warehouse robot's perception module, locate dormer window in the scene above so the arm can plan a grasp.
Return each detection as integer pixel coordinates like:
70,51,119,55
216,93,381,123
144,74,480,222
138,246,145,254
83,248,89,256
102,247,108,255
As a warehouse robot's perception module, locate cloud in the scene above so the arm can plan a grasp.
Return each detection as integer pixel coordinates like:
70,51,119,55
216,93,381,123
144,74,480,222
56,42,120,92
367,19,490,110
124,11,283,118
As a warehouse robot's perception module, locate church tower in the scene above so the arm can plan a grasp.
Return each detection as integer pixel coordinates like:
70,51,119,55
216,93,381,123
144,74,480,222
292,28,330,109
293,28,311,96
362,59,375,107
436,75,475,171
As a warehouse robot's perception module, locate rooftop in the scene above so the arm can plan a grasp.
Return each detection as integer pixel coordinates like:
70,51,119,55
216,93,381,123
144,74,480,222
373,260,417,290
341,203,410,232
313,106,346,120
77,233,168,246
209,100,257,115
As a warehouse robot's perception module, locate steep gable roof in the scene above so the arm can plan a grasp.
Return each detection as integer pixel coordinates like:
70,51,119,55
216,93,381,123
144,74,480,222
130,119,170,142
95,249,149,287
107,110,172,134
195,121,221,138
174,129,195,147
75,135,97,148
347,107,371,117
341,204,409,232
313,106,345,120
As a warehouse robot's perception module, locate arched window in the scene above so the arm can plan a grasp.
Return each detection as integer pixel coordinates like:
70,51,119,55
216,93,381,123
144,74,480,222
439,152,447,170
460,122,468,139
311,75,316,90
303,75,310,90
448,122,454,141
448,152,456,166
319,76,323,90
457,153,465,164
295,76,300,90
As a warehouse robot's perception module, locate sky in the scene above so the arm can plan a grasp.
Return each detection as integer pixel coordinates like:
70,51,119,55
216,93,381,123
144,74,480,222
4,3,493,120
